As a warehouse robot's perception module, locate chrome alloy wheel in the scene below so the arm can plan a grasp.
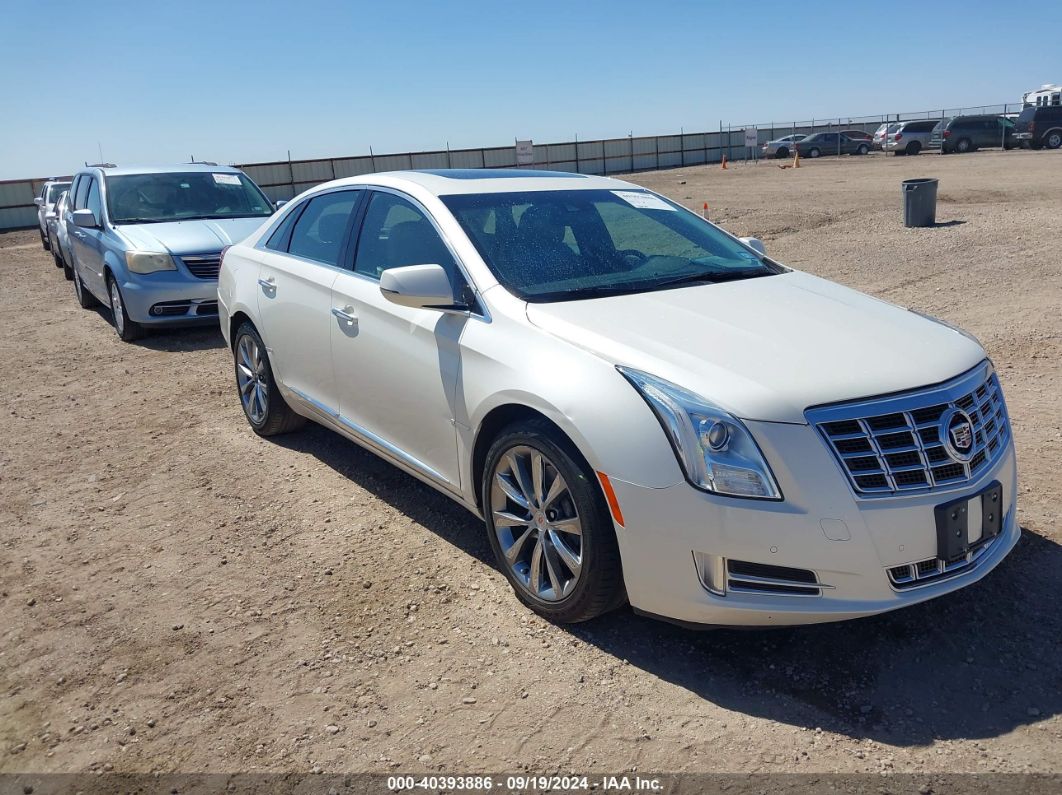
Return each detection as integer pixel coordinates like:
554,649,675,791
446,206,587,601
109,281,125,336
490,445,583,602
236,335,269,424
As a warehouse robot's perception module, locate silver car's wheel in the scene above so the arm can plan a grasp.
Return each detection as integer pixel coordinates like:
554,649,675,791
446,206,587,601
237,334,269,425
490,445,583,602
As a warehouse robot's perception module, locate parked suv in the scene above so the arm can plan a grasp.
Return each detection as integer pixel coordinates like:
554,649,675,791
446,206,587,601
63,164,274,341
1013,105,1062,149
34,179,71,251
219,169,1017,628
931,115,1015,153
794,132,870,158
883,120,939,155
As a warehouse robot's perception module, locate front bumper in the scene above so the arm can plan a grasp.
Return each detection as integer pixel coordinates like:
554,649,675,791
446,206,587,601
119,271,219,326
608,420,1018,627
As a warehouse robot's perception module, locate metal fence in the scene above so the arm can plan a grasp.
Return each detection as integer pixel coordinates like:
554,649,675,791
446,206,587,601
0,102,1026,231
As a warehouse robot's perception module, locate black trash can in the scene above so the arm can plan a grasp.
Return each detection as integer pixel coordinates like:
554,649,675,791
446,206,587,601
902,178,938,228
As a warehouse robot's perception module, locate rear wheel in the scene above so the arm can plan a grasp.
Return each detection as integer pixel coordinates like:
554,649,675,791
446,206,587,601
775,147,789,159
857,143,869,155
73,267,99,309
483,419,625,623
955,137,973,153
808,147,821,158
233,323,305,436
108,275,145,342
1046,131,1062,150
906,141,922,156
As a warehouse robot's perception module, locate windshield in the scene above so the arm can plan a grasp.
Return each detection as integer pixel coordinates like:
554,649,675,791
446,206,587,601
45,183,70,203
104,171,272,224
442,189,779,302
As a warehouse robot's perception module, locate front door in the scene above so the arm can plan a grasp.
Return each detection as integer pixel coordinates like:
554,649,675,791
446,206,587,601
256,189,361,414
330,190,466,490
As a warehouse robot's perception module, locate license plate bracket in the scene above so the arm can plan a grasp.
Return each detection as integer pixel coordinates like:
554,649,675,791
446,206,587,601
934,481,1003,562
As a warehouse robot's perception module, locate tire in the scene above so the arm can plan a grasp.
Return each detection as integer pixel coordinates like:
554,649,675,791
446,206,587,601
482,418,625,623
107,274,146,342
955,138,972,153
52,246,63,269
232,322,306,436
808,147,821,158
775,147,789,159
60,245,74,281
906,141,922,156
40,227,50,252
857,144,869,155
73,266,100,309
1046,131,1062,150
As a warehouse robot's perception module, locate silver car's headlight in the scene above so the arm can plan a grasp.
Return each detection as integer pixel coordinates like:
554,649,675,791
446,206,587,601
618,367,782,500
125,250,177,274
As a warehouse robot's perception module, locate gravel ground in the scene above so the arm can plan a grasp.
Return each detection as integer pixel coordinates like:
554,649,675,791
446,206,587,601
1,149,1060,777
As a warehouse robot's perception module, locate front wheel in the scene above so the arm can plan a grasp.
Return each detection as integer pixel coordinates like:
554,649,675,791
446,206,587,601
108,275,145,342
40,227,50,251
482,419,625,623
233,323,305,436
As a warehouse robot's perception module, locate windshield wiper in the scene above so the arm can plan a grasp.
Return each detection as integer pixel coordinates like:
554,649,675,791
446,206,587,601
646,267,774,290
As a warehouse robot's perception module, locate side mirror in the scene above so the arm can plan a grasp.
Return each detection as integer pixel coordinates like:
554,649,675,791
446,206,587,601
274,199,287,210
379,264,458,310
34,197,43,206
740,236,766,256
72,209,99,229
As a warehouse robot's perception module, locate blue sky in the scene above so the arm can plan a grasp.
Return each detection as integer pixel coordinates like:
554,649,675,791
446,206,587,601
2,0,1059,180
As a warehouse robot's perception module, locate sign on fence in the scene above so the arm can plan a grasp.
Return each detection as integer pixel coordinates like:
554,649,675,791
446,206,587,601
515,140,534,166
744,128,758,148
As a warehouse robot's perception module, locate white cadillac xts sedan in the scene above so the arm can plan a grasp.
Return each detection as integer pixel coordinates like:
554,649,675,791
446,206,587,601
218,169,1018,627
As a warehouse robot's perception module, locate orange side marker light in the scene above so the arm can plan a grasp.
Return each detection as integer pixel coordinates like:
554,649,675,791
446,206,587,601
596,472,625,527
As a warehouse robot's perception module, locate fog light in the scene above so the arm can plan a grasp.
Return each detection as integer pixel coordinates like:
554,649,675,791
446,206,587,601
693,551,726,596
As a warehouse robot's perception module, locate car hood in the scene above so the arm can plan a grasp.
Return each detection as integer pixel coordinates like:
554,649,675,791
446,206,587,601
114,217,267,255
525,270,987,424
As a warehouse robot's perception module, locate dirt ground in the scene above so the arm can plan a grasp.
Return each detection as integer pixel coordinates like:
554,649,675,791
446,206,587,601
1,150,1060,778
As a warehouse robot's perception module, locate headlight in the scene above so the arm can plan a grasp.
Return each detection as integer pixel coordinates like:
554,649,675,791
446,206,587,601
618,367,782,500
125,250,176,274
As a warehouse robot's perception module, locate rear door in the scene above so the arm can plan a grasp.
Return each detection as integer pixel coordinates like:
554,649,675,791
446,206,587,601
69,177,108,297
255,188,362,415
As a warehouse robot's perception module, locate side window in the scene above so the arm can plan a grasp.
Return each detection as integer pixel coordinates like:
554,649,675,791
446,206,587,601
264,204,304,252
287,190,359,266
85,178,102,218
353,192,457,280
73,176,90,210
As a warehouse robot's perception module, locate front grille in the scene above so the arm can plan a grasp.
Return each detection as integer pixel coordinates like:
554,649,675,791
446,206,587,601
725,560,821,597
180,253,222,280
887,532,1000,589
807,363,1010,498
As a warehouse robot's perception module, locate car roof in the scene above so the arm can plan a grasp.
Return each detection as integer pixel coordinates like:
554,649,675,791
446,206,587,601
76,163,244,177
324,168,640,196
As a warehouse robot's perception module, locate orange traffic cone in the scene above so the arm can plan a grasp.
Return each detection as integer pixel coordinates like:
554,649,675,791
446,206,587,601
721,155,728,170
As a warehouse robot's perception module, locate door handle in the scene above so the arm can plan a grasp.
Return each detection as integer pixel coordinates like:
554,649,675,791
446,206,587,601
331,306,357,324
257,277,276,290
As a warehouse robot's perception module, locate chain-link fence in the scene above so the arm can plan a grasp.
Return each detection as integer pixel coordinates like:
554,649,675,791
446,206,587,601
0,102,1027,230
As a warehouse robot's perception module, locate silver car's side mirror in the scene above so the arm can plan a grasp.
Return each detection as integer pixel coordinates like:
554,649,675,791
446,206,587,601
72,209,100,229
34,197,43,206
275,200,287,210
380,264,458,310
740,236,766,256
